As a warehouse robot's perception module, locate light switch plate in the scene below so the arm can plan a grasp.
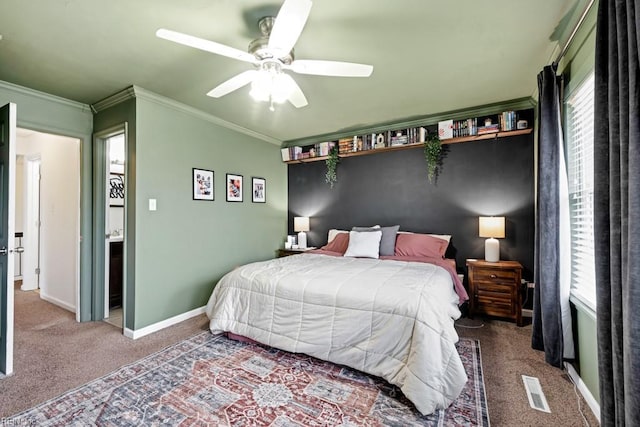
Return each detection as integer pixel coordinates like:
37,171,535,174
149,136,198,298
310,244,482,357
149,199,157,211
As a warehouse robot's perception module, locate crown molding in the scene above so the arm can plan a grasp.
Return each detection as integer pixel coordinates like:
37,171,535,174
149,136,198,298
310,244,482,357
0,80,91,112
90,87,136,113
91,86,281,146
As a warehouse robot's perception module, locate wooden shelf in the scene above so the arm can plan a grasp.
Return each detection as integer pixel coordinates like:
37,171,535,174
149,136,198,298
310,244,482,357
284,128,532,164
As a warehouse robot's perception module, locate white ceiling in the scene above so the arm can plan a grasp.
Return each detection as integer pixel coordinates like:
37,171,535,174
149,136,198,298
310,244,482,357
0,0,585,143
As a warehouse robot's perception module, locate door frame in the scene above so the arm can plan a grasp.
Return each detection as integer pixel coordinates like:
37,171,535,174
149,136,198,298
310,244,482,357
92,124,128,325
0,102,16,375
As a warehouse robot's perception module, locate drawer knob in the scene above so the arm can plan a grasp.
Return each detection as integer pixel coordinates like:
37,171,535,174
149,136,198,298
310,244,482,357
490,274,497,279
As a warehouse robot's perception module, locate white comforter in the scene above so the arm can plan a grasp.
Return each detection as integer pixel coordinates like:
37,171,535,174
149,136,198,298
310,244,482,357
205,253,467,415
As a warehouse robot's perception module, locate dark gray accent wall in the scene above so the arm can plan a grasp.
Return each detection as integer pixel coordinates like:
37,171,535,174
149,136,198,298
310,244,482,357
287,133,535,280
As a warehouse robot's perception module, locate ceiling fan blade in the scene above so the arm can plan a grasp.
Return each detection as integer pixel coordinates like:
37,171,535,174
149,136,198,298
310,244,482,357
206,70,258,98
288,60,373,77
280,74,308,108
156,29,256,63
268,0,312,57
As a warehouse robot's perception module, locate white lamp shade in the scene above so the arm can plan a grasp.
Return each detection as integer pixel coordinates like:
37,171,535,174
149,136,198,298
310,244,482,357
479,216,505,238
294,217,310,232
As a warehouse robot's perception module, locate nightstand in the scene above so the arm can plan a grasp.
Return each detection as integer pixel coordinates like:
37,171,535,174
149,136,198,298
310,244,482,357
466,259,524,326
276,247,316,258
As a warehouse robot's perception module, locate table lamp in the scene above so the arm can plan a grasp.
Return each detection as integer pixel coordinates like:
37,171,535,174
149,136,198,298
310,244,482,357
479,216,505,262
294,217,310,249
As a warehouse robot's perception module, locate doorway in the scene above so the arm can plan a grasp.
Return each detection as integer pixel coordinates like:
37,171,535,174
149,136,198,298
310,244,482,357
14,128,81,314
103,133,125,329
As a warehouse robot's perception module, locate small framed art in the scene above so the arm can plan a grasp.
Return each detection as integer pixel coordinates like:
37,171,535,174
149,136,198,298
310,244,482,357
252,177,266,203
226,173,243,202
192,168,214,201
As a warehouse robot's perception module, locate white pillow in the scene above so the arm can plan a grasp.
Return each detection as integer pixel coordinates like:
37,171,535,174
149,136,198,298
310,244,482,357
343,230,382,259
327,229,348,243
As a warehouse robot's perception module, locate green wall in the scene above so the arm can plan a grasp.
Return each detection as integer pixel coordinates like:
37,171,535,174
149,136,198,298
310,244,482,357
95,89,287,330
0,80,94,321
574,304,599,403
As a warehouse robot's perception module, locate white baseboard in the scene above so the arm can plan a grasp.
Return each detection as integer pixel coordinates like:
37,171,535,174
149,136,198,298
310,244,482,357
124,306,206,340
40,292,76,313
565,362,600,424
522,308,533,318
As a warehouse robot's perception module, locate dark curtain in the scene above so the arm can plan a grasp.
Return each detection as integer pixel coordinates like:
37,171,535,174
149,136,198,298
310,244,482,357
532,65,566,368
594,1,640,425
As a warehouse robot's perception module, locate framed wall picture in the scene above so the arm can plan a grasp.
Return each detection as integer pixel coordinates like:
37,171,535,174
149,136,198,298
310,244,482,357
192,168,214,201
109,173,125,207
226,173,243,202
252,177,266,203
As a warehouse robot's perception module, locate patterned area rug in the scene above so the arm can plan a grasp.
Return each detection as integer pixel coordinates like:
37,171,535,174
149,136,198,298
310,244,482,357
10,332,489,426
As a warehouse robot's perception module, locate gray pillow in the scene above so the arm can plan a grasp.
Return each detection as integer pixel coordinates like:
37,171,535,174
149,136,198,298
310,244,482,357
352,225,400,256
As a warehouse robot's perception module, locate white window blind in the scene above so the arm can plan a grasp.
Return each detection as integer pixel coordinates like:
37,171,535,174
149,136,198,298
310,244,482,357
565,72,596,310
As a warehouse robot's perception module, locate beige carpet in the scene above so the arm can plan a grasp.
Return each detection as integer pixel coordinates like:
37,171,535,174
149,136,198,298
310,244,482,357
1,285,599,426
456,317,600,426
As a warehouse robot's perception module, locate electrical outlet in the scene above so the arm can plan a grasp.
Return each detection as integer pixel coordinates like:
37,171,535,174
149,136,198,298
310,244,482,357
528,282,535,288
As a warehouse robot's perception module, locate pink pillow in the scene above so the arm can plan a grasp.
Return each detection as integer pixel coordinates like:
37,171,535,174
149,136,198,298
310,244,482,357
394,233,449,258
320,232,350,254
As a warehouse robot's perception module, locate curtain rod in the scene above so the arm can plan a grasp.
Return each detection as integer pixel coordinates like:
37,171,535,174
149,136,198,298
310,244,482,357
552,0,596,67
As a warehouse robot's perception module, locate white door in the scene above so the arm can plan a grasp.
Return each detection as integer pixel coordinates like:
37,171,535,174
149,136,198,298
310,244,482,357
0,103,17,375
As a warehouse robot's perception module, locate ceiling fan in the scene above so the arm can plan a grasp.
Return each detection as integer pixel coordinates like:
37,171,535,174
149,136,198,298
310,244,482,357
156,0,373,110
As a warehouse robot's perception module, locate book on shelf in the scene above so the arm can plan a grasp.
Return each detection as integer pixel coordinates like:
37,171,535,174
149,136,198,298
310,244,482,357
477,124,500,135
338,137,354,154
447,118,478,138
499,111,517,131
438,120,454,140
318,141,331,156
281,146,303,161
390,135,408,146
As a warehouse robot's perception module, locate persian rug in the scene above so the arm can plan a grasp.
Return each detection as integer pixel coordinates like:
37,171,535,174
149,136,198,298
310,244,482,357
10,332,489,426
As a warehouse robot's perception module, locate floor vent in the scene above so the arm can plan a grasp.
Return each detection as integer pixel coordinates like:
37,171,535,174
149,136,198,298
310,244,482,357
522,375,551,413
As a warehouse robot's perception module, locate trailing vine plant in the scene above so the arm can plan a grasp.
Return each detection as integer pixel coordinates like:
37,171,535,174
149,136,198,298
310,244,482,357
325,146,340,188
424,133,442,183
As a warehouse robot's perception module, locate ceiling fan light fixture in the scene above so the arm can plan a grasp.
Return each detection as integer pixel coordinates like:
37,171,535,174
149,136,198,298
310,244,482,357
249,71,272,102
270,73,293,103
249,61,291,105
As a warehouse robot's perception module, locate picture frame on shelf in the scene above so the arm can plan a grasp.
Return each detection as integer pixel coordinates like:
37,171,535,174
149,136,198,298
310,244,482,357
109,173,125,207
226,173,243,202
252,177,266,203
192,168,214,201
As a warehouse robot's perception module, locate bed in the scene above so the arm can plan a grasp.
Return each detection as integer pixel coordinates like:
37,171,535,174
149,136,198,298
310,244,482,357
205,228,469,415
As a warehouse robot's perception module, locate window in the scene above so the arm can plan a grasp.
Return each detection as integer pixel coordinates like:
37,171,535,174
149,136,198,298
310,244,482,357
565,72,596,310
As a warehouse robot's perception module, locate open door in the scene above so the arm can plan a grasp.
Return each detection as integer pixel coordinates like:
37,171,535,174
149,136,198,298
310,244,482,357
0,103,17,376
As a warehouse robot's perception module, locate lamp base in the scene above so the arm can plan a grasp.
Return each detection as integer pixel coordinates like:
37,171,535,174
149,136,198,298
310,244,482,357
297,231,307,249
485,238,500,262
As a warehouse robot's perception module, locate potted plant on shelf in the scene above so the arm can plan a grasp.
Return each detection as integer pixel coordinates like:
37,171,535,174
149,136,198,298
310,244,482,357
424,132,442,183
325,146,339,188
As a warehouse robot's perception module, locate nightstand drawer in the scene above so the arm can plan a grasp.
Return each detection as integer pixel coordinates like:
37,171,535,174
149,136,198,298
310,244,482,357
476,293,513,309
475,295,514,317
473,268,518,284
476,281,514,297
